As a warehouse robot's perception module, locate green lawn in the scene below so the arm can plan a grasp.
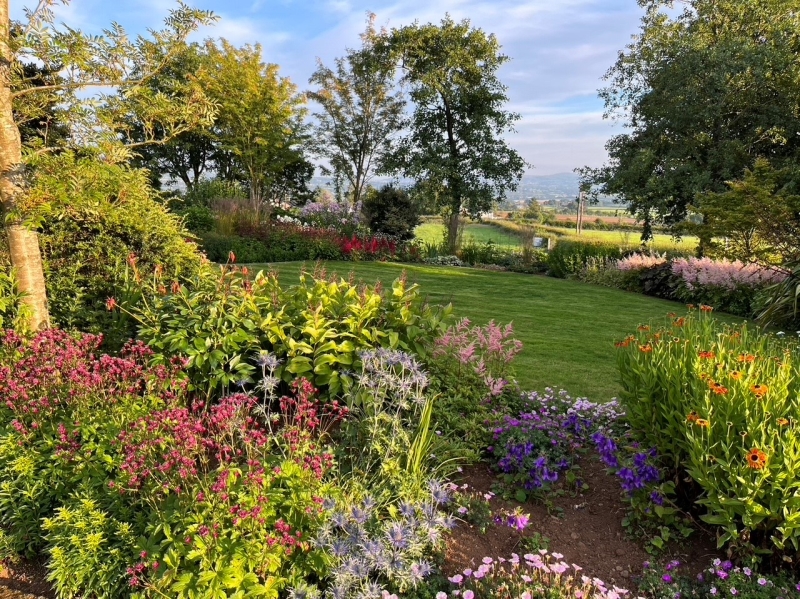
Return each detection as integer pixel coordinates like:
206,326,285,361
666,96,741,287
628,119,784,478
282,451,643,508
415,222,523,248
247,260,720,400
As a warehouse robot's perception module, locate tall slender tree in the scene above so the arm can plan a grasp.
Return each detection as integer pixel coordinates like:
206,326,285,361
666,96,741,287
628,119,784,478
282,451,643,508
381,16,526,252
195,39,310,209
308,14,405,207
0,0,216,329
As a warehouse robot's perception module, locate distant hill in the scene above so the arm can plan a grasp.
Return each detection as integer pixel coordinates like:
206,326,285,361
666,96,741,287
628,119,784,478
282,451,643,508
308,172,618,204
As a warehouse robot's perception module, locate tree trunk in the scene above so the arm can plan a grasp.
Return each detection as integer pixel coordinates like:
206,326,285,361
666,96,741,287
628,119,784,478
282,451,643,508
447,210,460,254
0,0,49,329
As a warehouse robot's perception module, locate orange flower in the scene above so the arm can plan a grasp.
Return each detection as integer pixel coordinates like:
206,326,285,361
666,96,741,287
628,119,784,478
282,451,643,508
695,418,710,428
638,325,650,332
639,345,653,354
746,448,768,470
710,383,729,395
673,317,686,327
667,312,677,318
687,304,696,311
700,304,714,313
228,250,237,264
751,384,768,397
686,411,699,423
615,340,630,348
171,281,182,294
738,354,756,363
698,351,716,360
777,418,790,427
730,371,743,381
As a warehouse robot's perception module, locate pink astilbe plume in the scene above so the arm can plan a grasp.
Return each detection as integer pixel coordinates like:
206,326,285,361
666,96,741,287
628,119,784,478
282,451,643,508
434,318,522,397
671,257,787,290
615,252,667,272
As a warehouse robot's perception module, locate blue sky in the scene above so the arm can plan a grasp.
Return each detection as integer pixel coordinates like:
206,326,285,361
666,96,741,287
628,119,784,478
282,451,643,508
16,0,647,175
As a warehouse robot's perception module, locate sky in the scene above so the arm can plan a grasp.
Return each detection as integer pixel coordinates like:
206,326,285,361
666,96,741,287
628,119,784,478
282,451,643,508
15,0,648,176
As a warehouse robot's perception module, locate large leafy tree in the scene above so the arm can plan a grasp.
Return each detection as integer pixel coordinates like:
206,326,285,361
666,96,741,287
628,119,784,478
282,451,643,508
380,16,526,252
308,14,405,207
121,42,216,191
0,0,216,329
196,39,311,208
585,0,800,237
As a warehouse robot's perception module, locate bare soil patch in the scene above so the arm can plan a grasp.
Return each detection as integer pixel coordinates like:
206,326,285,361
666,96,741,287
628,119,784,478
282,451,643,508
445,456,721,590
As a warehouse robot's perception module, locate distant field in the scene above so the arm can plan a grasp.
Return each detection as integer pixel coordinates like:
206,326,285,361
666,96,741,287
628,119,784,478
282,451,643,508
415,220,699,253
415,222,523,248
543,227,699,252
554,214,638,226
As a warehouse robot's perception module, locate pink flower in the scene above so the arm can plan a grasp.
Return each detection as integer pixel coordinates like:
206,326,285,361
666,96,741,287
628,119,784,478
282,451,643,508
463,591,474,599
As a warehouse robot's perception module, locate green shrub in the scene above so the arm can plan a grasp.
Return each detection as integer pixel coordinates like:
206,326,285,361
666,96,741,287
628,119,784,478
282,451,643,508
546,238,626,278
13,152,202,348
127,267,452,399
0,266,29,331
363,185,420,240
179,205,215,234
617,311,800,558
198,232,272,263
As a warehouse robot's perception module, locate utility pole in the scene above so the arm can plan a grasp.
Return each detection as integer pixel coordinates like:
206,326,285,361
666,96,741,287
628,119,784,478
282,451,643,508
576,190,586,235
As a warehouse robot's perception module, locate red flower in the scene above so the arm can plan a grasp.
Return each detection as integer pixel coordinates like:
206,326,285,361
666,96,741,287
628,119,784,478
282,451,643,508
106,297,118,311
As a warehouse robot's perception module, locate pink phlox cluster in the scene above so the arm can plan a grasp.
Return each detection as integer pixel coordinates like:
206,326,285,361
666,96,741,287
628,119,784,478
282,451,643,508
671,257,788,290
615,252,667,272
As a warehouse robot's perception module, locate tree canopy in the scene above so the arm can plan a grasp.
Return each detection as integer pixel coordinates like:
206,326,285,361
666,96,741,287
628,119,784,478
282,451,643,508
584,0,800,237
308,14,404,207
379,16,526,252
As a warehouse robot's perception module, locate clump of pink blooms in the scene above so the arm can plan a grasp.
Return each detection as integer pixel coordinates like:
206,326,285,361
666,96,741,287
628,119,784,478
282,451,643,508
434,318,523,398
671,257,787,290
0,329,185,439
615,253,667,272
444,552,641,599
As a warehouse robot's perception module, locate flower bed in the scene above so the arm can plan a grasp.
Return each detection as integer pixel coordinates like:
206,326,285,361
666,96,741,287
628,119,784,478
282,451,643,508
617,309,800,558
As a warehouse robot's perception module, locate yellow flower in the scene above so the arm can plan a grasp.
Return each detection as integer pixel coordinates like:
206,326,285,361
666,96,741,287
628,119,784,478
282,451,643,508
695,419,710,428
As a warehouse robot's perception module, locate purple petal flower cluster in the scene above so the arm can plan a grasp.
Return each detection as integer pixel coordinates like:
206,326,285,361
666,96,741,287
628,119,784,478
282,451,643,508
592,433,662,499
490,388,625,495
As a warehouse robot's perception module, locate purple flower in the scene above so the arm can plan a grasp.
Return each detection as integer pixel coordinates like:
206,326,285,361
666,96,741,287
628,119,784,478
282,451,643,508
663,575,673,583
448,575,463,584
721,560,733,572
716,570,729,581
463,591,474,599
758,578,767,587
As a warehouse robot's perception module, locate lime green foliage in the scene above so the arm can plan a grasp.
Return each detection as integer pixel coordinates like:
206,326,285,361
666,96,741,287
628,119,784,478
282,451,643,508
43,499,139,599
253,261,702,399
12,152,202,347
130,266,450,399
617,312,800,557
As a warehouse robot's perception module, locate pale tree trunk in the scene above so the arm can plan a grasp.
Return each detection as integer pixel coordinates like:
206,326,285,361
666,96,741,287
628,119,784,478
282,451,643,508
0,0,49,329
